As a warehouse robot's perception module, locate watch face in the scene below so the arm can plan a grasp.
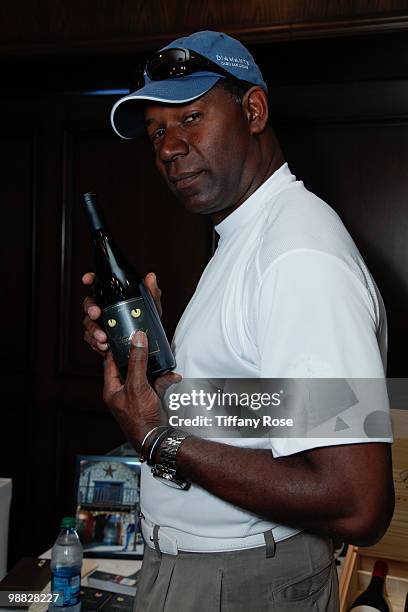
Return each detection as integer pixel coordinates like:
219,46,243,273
152,466,191,490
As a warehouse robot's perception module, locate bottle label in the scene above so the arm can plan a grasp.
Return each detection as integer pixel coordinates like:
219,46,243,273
101,297,160,368
51,568,81,606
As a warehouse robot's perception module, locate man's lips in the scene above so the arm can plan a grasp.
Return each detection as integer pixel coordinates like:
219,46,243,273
168,171,203,188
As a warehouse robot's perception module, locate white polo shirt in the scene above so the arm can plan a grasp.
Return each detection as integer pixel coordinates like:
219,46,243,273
140,163,391,551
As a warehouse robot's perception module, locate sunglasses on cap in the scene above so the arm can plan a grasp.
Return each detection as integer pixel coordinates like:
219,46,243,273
131,47,247,91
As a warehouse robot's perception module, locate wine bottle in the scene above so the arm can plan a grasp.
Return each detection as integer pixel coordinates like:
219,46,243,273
349,560,390,611
82,192,175,380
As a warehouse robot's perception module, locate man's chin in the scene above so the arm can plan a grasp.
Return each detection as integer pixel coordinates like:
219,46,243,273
176,191,216,215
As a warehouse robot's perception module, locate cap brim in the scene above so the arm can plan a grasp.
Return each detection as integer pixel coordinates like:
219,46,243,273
111,74,220,139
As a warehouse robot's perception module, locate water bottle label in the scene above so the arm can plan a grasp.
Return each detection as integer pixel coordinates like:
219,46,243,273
51,570,81,607
102,297,160,367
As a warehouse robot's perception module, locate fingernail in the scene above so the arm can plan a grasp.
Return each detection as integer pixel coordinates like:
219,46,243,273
133,330,146,347
95,330,106,342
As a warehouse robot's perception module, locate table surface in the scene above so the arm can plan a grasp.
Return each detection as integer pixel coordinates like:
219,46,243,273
0,553,143,612
40,549,143,583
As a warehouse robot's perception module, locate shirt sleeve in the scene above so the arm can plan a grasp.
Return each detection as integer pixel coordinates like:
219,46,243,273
256,249,392,457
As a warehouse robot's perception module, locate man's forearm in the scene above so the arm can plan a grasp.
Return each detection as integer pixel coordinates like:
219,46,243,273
176,437,351,537
174,436,394,545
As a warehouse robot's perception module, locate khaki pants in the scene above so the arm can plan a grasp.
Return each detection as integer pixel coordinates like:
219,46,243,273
134,531,339,612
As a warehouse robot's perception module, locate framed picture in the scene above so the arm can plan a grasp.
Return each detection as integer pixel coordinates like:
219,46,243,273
73,455,144,559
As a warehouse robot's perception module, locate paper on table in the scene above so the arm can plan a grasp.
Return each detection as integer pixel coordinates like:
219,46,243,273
40,551,142,577
83,559,142,579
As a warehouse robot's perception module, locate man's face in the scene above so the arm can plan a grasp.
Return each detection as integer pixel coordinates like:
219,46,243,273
144,86,254,221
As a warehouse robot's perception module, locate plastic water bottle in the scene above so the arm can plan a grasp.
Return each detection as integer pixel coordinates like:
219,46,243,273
49,517,83,612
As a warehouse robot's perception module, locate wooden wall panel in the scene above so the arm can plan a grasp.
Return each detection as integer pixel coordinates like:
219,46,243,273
0,129,37,563
0,402,33,565
1,0,408,56
0,132,35,371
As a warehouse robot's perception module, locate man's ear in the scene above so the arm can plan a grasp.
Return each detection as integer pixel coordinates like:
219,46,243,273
243,87,269,134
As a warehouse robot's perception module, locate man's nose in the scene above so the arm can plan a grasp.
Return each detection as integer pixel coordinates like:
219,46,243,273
158,126,189,164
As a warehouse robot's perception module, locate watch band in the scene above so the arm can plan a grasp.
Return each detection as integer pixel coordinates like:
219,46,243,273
151,428,191,490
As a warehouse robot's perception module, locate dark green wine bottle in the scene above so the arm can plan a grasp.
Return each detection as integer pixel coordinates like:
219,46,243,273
349,560,390,611
82,192,175,381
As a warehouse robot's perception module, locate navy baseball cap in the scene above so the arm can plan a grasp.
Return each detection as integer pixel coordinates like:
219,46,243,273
111,30,267,139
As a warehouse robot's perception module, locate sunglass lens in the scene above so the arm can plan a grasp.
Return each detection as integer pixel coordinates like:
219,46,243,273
148,49,189,79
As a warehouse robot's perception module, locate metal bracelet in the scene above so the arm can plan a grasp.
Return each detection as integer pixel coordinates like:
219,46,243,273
147,427,174,466
140,426,160,459
140,426,169,462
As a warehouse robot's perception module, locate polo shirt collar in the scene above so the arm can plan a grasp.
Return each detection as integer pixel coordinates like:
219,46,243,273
214,163,295,241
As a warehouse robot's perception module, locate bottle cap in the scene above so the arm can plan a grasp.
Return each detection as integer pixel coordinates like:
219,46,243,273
82,192,105,231
61,516,76,529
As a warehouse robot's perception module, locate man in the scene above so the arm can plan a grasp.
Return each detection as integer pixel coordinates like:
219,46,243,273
82,31,394,611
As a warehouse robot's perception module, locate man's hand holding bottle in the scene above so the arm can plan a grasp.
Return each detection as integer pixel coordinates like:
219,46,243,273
81,271,181,453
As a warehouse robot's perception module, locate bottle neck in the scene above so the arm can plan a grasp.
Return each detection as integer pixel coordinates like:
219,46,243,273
82,193,142,306
369,560,387,596
92,229,130,277
83,193,135,275
83,192,104,231
61,527,77,535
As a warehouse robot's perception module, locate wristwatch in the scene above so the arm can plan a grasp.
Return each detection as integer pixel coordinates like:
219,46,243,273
151,428,191,490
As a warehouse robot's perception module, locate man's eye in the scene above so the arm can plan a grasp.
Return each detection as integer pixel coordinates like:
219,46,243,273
151,128,165,141
184,112,201,123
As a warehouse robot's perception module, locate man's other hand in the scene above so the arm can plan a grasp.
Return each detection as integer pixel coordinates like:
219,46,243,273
82,272,107,355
